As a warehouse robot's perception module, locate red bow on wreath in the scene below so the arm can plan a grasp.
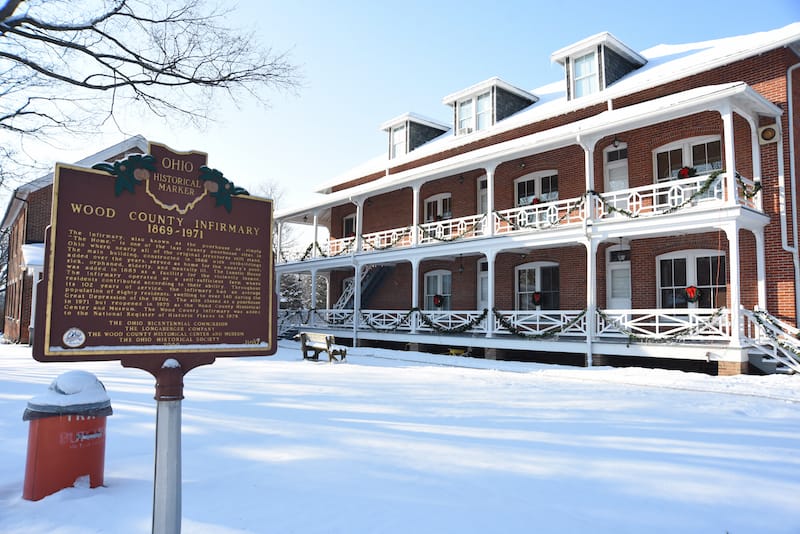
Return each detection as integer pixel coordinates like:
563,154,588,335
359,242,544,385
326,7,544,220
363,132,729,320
677,166,697,179
532,291,542,306
685,285,701,303
433,294,444,307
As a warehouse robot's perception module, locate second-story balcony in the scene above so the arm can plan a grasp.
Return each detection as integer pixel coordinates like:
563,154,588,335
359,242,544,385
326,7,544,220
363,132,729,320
281,171,761,264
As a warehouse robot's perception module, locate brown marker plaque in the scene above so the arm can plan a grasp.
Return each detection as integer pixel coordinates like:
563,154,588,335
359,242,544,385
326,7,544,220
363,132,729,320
33,143,277,364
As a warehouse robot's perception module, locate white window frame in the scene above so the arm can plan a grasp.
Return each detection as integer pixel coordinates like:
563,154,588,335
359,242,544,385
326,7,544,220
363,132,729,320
571,50,599,98
653,136,723,183
424,269,452,310
515,261,559,310
390,124,407,159
424,193,452,222
514,171,559,207
457,90,491,135
656,249,726,309
342,213,356,237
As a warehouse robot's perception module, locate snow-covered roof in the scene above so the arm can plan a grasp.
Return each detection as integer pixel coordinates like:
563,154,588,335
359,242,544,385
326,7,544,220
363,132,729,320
379,112,450,132
303,23,800,205
277,81,781,221
442,76,538,106
1,135,148,231
550,31,646,66
21,243,45,269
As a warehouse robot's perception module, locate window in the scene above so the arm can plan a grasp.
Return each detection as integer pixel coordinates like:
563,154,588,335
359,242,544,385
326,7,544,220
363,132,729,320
516,262,560,310
658,250,726,308
424,193,452,222
476,93,491,131
572,51,598,98
424,270,452,310
390,124,406,159
457,91,491,134
515,172,558,206
655,137,722,182
342,214,356,237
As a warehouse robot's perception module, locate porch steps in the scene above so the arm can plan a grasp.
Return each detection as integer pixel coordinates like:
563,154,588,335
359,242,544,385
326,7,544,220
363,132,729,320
742,308,800,374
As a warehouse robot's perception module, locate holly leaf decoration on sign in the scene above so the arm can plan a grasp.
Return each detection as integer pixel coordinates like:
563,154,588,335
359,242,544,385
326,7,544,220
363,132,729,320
92,154,157,196
199,166,249,213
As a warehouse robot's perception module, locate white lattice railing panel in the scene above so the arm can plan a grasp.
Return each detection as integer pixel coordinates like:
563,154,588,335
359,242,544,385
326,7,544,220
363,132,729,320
494,198,586,235
596,308,731,340
358,310,414,332
417,214,486,245
415,310,488,333
595,173,725,218
493,310,587,337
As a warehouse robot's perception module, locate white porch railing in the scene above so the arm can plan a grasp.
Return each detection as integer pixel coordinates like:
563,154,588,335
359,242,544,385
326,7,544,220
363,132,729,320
280,171,760,264
415,309,488,333
417,214,486,245
594,172,725,218
494,197,586,235
596,308,731,340
362,227,414,251
742,308,800,373
493,309,587,337
358,309,414,332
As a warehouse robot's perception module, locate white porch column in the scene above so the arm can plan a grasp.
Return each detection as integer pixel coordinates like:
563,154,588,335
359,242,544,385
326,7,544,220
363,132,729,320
485,163,498,237
312,212,319,259
578,135,597,221
720,105,738,206
310,267,318,311
354,199,364,254
745,115,764,210
584,238,599,367
754,229,767,310
352,263,362,344
486,250,497,337
411,185,421,246
275,221,283,262
410,258,420,333
725,222,744,345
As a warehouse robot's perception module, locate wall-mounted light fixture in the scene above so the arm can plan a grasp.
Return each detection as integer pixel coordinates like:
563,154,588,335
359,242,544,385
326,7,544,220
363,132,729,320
458,174,464,184
613,136,620,148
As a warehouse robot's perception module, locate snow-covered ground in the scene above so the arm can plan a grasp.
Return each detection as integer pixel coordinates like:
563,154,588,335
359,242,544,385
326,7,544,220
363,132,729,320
1,341,799,533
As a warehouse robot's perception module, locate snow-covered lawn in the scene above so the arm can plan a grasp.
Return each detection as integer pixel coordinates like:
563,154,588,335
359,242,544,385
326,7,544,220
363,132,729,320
1,341,799,533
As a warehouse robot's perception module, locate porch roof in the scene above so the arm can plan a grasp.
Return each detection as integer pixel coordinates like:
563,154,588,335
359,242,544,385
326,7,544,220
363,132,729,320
276,82,781,225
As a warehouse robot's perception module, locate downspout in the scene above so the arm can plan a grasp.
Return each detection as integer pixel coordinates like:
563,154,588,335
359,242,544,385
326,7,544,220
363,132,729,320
785,62,800,321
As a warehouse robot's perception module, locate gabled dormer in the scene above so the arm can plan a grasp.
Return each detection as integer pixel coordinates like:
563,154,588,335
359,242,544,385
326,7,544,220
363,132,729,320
442,77,538,137
381,113,449,160
551,32,646,101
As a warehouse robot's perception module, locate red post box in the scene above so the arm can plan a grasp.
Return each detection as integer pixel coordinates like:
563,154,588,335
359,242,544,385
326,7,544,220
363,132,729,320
23,370,112,501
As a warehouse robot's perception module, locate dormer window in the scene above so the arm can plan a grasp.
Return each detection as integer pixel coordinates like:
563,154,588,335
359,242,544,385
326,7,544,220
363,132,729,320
444,77,537,137
381,113,449,160
390,124,406,159
457,92,491,135
573,51,599,98
551,32,646,101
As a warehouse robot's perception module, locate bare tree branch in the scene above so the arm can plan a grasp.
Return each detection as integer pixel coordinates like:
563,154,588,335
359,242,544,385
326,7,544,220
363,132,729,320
0,0,301,186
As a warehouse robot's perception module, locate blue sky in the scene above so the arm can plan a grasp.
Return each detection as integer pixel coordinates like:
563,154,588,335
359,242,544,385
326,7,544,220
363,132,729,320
23,0,800,210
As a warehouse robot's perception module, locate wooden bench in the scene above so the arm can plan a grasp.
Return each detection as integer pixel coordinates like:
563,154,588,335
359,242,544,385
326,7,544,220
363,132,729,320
298,332,347,362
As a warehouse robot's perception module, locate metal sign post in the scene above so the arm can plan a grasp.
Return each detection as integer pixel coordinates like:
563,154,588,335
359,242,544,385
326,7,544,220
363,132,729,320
153,360,183,534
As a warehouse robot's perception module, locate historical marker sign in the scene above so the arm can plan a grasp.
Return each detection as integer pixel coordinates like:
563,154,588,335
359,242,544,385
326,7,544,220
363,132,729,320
33,142,277,363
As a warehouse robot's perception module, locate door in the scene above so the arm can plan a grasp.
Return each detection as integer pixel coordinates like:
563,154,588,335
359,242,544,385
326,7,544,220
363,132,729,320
477,260,488,310
606,246,631,309
605,144,629,216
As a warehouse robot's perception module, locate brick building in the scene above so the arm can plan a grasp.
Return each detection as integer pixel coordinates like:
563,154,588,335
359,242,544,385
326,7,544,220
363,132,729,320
275,23,800,375
1,135,147,344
